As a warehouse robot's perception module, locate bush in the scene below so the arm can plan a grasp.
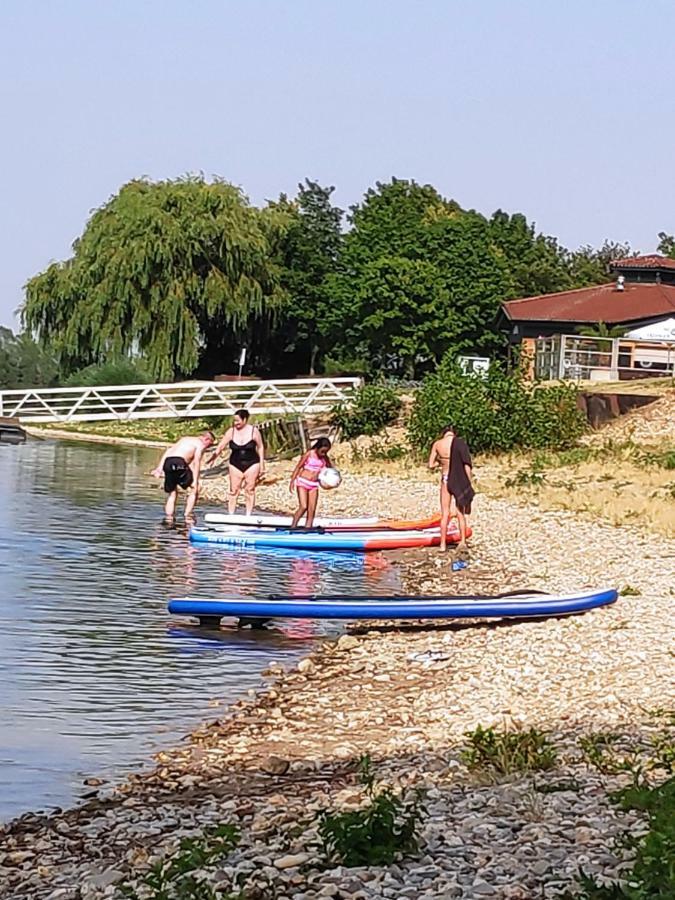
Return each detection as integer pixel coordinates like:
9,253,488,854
462,725,558,775
331,383,401,439
318,755,424,867
64,359,153,387
323,354,371,377
408,356,586,454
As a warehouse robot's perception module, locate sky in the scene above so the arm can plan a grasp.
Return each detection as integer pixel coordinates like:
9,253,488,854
1,0,674,328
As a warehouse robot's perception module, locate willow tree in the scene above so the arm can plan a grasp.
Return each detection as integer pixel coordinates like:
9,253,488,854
23,176,289,380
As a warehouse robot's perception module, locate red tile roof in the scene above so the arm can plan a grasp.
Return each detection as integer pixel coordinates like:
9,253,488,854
502,282,675,324
611,254,675,270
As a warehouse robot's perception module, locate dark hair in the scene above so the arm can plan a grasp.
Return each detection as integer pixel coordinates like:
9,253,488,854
441,424,456,436
313,437,332,451
233,408,250,421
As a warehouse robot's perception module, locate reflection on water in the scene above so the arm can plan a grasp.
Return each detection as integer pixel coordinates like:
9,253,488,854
0,438,400,822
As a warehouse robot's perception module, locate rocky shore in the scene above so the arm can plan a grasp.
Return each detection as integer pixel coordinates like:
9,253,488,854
2,464,674,899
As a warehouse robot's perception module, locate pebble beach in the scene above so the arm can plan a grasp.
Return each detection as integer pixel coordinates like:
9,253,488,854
1,457,674,899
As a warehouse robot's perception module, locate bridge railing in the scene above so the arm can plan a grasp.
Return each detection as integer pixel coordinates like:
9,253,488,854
0,378,361,424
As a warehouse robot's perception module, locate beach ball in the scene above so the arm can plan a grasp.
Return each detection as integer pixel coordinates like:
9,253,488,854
319,467,342,490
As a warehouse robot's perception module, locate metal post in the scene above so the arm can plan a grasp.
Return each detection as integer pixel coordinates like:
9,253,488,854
558,334,567,380
610,337,619,378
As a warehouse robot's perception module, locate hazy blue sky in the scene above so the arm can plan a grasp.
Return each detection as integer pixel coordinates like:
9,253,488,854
1,0,674,327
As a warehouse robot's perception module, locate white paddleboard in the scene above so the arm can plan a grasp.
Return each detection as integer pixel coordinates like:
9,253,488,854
203,512,380,528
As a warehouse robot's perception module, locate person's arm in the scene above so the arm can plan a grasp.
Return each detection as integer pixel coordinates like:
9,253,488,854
190,446,204,496
254,426,265,474
151,446,172,478
289,452,309,491
207,428,232,466
427,441,439,470
324,454,333,469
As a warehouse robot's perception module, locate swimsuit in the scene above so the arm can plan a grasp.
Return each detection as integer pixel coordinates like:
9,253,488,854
229,428,260,472
163,457,193,493
295,451,326,491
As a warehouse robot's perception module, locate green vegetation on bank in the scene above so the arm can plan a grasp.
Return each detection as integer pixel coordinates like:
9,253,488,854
16,174,650,385
408,357,586,453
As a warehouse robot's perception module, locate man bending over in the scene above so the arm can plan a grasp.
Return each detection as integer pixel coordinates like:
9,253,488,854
151,431,215,519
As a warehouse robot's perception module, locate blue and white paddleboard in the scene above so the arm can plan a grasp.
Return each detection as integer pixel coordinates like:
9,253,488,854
168,588,618,621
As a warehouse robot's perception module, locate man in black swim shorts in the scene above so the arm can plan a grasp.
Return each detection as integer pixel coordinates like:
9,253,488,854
151,431,215,519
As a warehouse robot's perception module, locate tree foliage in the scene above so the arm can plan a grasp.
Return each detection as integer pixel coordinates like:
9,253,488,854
0,327,59,389
272,180,343,374
20,172,647,384
327,180,512,377
23,176,288,381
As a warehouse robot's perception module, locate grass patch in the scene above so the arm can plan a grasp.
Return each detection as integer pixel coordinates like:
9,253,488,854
119,824,240,900
619,585,642,597
318,755,424,867
565,776,675,899
462,725,558,776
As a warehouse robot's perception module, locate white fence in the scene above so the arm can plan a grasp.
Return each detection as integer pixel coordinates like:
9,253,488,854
534,334,675,382
0,378,361,424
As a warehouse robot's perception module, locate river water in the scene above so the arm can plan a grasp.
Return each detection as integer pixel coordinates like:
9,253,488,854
0,438,400,822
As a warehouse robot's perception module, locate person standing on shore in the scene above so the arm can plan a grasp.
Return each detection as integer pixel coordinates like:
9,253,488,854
428,424,474,551
151,431,215,519
210,409,265,515
289,437,333,528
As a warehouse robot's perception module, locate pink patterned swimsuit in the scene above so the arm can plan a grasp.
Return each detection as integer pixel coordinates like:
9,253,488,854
295,451,326,491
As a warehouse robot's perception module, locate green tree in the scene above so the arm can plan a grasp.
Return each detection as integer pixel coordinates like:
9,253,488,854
487,210,571,297
272,180,343,374
567,240,633,287
0,327,59,389
576,321,626,339
657,231,675,257
327,181,511,376
22,176,289,381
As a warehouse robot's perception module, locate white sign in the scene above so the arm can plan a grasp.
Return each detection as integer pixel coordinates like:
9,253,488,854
458,356,490,376
239,347,247,367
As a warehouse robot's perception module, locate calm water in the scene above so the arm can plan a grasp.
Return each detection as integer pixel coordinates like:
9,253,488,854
0,438,400,822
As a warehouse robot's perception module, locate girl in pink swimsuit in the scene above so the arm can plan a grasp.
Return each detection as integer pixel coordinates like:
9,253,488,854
290,437,333,527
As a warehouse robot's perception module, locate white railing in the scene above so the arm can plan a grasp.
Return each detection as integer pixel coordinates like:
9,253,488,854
534,335,675,382
0,378,361,424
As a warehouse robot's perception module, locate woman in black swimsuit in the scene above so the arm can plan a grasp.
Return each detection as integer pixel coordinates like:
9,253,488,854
211,409,265,515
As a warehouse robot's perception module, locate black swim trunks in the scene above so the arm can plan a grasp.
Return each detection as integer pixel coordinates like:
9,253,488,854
163,457,194,493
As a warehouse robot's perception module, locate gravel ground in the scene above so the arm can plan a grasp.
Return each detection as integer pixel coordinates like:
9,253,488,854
1,467,674,899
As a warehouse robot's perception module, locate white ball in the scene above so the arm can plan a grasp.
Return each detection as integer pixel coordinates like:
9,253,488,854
319,467,342,490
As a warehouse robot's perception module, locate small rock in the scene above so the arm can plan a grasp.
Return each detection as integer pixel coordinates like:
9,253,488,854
274,852,309,869
336,635,359,651
84,870,125,889
298,658,315,674
262,755,290,776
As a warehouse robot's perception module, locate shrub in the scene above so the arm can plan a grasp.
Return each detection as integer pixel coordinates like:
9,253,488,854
119,824,240,900
64,359,153,387
407,356,586,454
331,383,401,439
462,725,558,775
323,354,371,377
318,755,424,867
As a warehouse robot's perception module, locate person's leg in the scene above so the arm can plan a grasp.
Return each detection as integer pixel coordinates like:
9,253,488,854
456,508,468,549
291,486,309,527
184,487,198,519
228,465,244,514
243,464,260,516
165,490,177,518
439,480,451,552
306,488,319,528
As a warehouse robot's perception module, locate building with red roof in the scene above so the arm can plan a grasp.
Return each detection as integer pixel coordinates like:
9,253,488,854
500,255,675,343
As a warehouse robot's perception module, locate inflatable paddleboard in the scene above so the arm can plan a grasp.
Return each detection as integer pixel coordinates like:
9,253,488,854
204,512,379,528
168,588,618,621
203,513,441,531
189,523,466,551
